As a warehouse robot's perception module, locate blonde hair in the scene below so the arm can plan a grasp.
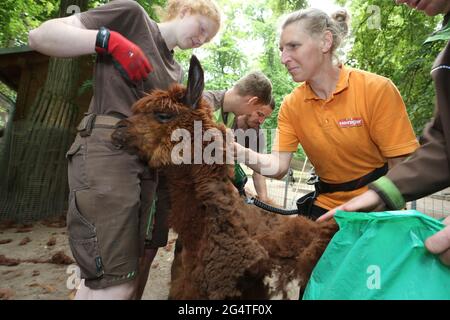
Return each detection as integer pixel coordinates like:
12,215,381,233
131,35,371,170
162,0,221,27
282,8,349,56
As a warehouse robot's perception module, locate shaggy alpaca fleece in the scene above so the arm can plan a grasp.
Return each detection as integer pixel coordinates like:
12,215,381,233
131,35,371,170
112,56,338,299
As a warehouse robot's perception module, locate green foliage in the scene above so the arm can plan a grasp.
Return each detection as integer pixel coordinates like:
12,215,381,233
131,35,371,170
0,84,16,130
0,82,16,103
0,104,9,128
0,0,166,47
294,145,306,160
245,1,297,130
200,29,249,90
183,0,252,90
0,0,59,47
174,49,194,81
246,0,306,159
271,0,308,15
135,0,167,22
0,83,14,131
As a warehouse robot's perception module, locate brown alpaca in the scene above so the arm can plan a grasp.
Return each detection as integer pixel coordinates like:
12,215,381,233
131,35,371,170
112,56,338,299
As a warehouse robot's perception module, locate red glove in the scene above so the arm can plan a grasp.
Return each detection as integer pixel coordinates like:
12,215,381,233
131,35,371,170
95,27,153,81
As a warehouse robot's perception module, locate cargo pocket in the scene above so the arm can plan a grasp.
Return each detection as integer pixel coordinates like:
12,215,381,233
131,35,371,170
66,139,88,191
67,192,104,280
66,141,82,160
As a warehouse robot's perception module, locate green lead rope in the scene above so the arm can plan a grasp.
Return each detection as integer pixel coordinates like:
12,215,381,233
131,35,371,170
233,163,248,196
145,195,157,241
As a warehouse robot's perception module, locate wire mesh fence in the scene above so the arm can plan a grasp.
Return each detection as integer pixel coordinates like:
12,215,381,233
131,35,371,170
0,120,73,222
407,190,450,220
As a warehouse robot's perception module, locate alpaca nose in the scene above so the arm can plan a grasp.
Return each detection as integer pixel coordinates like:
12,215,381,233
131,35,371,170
111,120,130,149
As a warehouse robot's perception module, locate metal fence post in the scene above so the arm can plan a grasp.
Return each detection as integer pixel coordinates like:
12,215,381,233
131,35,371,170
283,168,290,208
411,200,417,210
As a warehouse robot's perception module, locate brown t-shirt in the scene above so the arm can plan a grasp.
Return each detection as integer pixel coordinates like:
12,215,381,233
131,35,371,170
203,90,225,112
78,0,183,118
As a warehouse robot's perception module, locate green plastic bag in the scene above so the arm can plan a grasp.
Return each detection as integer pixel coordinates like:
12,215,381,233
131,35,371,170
303,210,450,300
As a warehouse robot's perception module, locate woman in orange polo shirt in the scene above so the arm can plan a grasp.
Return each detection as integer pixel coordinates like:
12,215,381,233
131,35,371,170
235,8,419,220
318,0,450,265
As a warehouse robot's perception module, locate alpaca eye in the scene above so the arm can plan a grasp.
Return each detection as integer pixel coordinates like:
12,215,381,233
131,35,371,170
154,112,176,123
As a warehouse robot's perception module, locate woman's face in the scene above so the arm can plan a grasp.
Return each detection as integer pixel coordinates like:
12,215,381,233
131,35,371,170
279,22,326,83
177,12,219,49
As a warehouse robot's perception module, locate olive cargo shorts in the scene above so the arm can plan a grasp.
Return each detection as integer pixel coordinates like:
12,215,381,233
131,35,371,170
66,126,169,289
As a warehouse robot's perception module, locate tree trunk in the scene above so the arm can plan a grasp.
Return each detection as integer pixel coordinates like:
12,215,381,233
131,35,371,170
0,0,89,221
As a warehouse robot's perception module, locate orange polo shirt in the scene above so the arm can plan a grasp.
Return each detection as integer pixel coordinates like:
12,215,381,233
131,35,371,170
274,66,419,210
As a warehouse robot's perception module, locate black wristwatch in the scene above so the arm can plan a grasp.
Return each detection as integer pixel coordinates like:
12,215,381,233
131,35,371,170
95,27,110,54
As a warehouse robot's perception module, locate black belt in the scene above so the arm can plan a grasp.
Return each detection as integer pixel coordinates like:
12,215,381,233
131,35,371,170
77,113,122,137
315,163,389,194
296,163,389,218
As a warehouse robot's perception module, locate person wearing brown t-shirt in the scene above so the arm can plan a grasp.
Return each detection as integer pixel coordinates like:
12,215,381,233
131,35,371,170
28,0,221,299
205,89,275,202
203,72,275,202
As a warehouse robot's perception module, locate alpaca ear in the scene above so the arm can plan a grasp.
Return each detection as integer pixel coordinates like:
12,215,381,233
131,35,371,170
184,55,204,109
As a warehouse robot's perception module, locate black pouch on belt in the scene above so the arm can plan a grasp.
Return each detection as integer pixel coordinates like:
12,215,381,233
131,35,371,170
296,163,388,218
296,190,317,218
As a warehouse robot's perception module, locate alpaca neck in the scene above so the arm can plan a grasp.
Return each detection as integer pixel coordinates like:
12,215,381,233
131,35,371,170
163,164,239,248
165,163,236,203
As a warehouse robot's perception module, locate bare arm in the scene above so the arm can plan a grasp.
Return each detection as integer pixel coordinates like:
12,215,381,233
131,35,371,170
235,142,292,179
28,14,97,57
252,171,269,201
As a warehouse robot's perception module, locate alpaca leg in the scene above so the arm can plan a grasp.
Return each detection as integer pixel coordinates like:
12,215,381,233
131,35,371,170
168,239,184,299
170,239,183,281
168,239,201,299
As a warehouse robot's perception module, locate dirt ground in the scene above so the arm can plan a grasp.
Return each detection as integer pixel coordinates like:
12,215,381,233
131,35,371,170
0,218,176,300
0,217,301,300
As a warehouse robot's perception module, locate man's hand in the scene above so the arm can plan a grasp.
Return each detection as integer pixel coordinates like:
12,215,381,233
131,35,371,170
96,27,152,81
425,216,450,266
317,189,385,222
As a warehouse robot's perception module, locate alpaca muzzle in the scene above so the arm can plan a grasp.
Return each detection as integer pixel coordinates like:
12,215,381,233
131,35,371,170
111,120,131,149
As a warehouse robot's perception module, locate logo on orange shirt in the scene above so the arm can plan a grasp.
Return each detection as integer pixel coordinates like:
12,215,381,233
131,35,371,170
338,117,363,128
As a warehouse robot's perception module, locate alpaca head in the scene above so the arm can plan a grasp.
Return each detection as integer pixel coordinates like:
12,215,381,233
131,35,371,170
112,55,229,168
